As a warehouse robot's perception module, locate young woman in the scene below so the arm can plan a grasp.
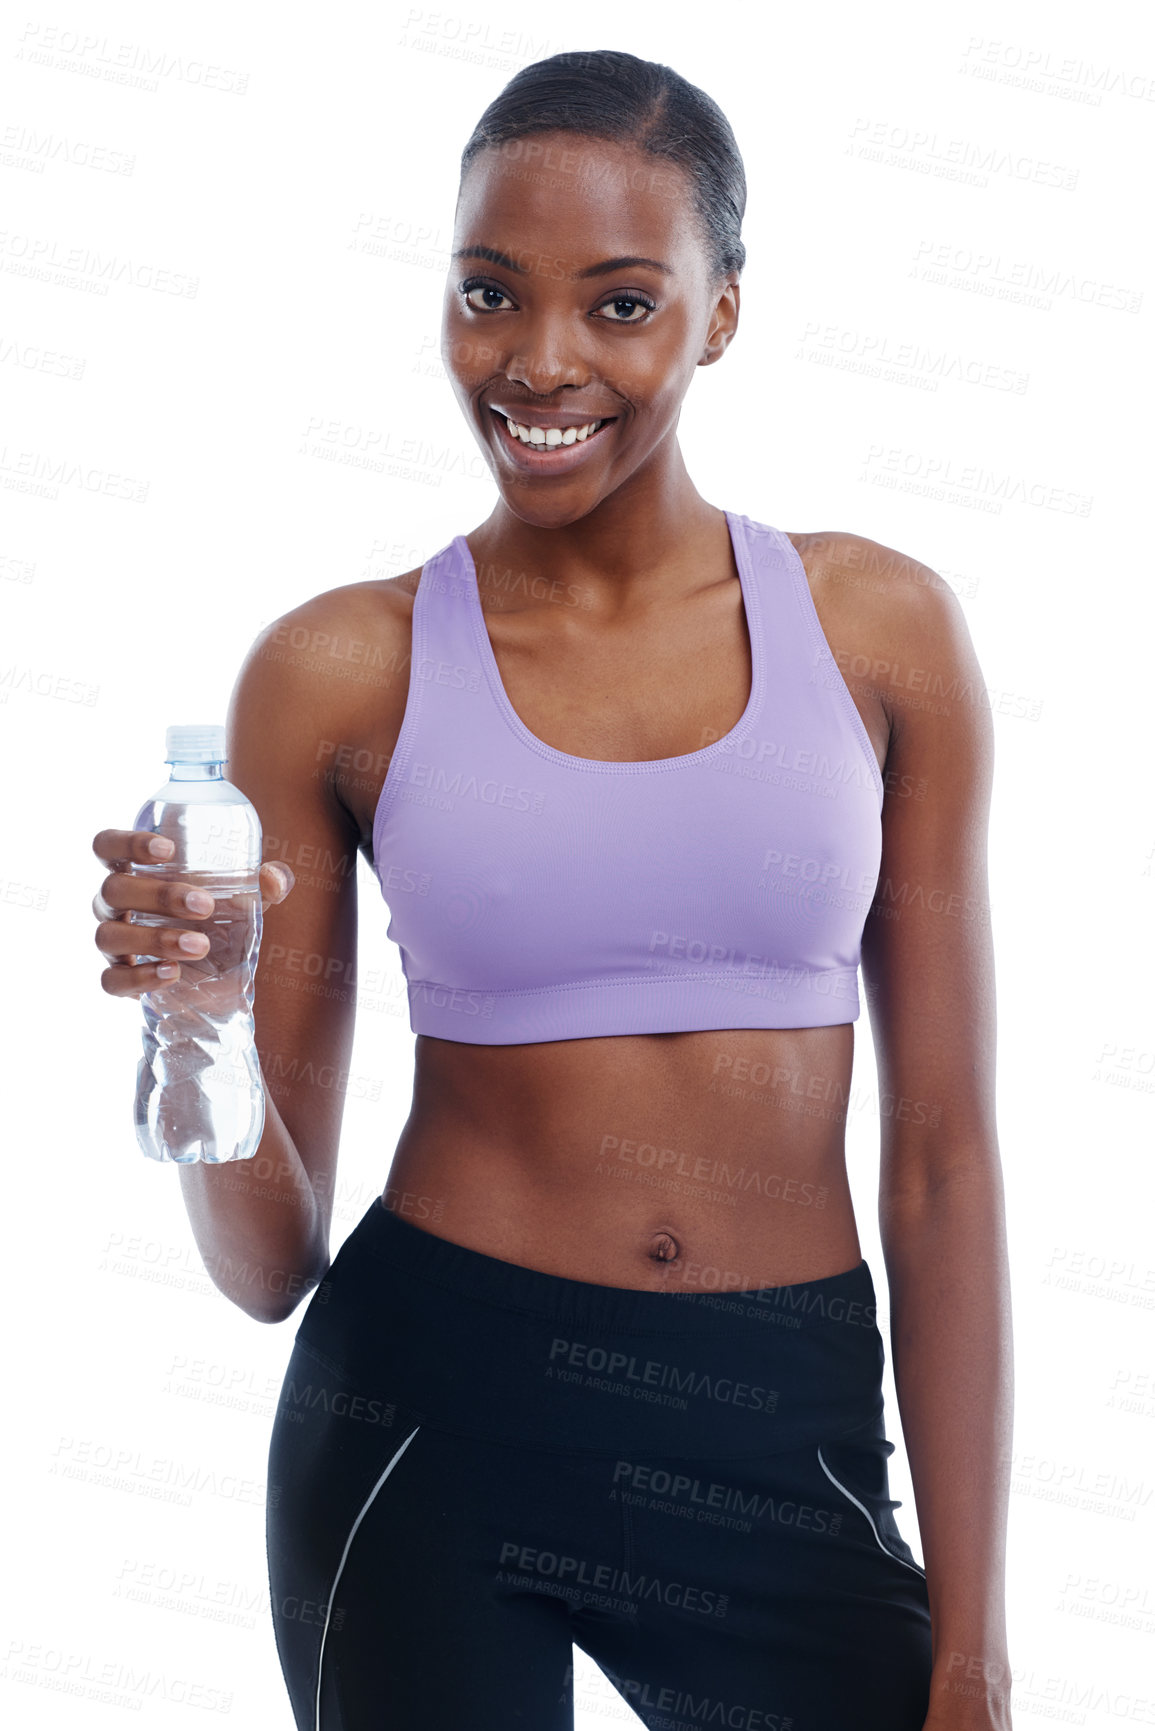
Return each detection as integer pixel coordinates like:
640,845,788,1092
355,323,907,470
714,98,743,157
93,49,1013,1731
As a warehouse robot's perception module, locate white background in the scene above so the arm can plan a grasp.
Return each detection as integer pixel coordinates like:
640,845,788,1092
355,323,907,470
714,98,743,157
3,0,1153,1724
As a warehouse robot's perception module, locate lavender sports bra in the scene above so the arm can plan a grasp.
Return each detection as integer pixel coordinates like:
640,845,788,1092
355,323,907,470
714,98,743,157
371,511,884,1044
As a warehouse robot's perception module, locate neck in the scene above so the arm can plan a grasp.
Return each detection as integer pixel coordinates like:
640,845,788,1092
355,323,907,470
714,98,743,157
468,445,727,598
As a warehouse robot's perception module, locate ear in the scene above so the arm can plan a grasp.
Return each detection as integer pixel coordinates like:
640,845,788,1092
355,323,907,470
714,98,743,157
698,278,740,367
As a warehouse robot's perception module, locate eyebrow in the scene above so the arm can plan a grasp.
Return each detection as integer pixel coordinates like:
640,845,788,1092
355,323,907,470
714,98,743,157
452,245,672,279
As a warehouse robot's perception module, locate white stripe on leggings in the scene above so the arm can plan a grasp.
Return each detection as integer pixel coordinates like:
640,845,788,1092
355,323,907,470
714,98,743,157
314,1425,422,1729
816,1444,927,1579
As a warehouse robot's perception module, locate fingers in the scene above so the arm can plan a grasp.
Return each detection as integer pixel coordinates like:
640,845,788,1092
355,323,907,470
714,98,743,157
96,902,213,995
92,827,211,999
92,832,296,1000
92,828,176,867
259,861,295,908
94,916,210,962
96,868,214,921
98,958,184,997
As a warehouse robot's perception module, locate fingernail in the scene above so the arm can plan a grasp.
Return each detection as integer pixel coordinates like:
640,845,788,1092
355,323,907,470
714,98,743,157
149,837,175,857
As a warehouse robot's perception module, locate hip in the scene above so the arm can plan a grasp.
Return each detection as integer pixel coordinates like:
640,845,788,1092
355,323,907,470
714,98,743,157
292,1194,887,1462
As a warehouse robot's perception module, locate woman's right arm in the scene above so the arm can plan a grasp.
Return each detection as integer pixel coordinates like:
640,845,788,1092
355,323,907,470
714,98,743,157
93,594,366,1325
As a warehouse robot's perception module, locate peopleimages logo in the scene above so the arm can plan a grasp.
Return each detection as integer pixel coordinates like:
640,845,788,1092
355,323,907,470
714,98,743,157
758,849,879,895
716,734,872,790
414,656,481,693
547,1338,778,1414
495,1543,730,1618
404,759,547,815
408,981,495,1019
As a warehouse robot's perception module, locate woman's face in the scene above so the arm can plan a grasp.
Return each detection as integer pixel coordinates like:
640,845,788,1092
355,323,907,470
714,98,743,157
442,129,739,526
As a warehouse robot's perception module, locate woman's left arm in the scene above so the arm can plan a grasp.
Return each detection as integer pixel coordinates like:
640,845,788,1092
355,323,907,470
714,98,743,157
855,543,1013,1731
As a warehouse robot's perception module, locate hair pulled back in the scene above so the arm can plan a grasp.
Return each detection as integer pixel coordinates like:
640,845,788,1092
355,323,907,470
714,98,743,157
458,48,746,284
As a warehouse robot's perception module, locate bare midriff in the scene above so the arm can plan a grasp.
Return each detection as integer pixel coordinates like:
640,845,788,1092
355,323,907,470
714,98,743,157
354,520,886,1294
379,1023,863,1292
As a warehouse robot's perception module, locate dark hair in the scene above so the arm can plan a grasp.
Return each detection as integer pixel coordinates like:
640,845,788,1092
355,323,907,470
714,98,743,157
458,48,746,284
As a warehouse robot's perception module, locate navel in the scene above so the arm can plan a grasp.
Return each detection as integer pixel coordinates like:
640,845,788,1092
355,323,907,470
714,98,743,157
648,1231,681,1264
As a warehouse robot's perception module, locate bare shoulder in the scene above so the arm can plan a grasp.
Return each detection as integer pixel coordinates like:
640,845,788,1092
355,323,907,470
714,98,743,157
788,528,983,747
789,527,957,619
262,566,422,643
243,566,425,849
253,567,424,700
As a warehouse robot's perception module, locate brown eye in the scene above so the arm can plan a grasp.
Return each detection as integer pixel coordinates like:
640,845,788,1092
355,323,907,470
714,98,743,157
460,280,515,312
597,294,655,324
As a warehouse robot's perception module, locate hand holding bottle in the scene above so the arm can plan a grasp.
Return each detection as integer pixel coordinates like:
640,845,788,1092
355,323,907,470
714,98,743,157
92,832,295,998
95,725,299,1163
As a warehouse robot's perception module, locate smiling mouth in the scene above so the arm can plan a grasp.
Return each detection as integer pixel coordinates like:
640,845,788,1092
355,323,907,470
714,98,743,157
488,406,616,455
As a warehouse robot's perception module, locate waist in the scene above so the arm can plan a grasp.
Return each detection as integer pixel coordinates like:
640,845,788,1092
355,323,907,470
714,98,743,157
294,1196,885,1459
386,1047,858,1290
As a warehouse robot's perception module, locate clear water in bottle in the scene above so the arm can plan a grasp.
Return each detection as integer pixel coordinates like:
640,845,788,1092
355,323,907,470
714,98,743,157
130,724,266,1163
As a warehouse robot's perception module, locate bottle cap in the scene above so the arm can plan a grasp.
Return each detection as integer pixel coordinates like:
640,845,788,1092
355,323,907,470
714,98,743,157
165,724,227,764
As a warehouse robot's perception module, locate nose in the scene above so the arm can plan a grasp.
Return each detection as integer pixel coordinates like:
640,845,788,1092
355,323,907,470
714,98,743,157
504,309,593,397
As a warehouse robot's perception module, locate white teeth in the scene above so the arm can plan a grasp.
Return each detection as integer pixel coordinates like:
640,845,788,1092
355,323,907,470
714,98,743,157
503,415,604,448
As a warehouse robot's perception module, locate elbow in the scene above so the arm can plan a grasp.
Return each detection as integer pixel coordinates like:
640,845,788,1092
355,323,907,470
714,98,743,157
211,1261,329,1327
879,1134,1005,1216
246,1295,298,1327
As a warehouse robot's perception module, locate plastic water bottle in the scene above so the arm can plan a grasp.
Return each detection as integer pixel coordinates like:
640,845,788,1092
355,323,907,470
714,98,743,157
130,725,266,1163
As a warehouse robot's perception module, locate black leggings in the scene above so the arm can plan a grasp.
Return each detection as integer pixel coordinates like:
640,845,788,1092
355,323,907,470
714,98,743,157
266,1197,933,1729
